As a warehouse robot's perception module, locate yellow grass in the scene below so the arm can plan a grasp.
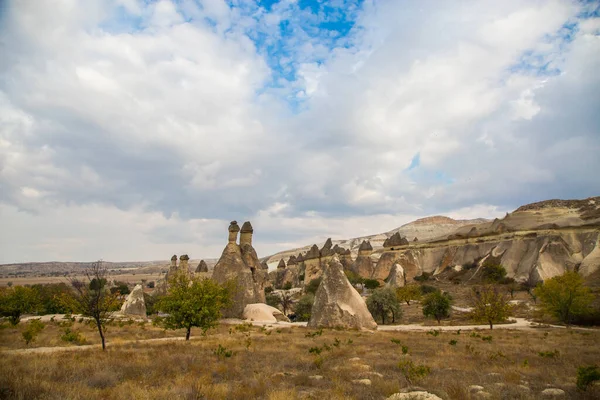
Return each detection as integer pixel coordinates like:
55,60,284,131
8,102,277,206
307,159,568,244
1,320,599,399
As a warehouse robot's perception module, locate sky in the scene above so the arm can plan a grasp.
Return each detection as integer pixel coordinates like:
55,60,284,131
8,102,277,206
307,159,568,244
0,0,599,263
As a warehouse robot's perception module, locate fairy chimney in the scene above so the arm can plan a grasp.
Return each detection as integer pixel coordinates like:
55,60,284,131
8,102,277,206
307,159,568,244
179,254,190,271
170,255,177,268
196,260,208,273
240,221,253,246
277,259,286,269
228,221,240,243
358,240,373,256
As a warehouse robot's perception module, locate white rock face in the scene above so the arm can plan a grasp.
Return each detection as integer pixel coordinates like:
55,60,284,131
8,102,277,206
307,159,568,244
387,392,443,400
243,303,290,323
385,263,406,288
120,284,146,318
308,256,377,330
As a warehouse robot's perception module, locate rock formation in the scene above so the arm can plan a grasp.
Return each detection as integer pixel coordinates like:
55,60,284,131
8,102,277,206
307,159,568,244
179,254,190,273
120,284,146,318
287,255,297,266
352,240,375,278
212,221,265,318
277,259,286,269
385,263,405,288
383,232,409,249
260,260,269,270
243,303,290,323
196,260,208,273
308,256,377,330
303,244,322,284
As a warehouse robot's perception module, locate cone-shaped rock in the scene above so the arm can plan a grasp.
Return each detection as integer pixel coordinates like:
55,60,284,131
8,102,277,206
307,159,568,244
287,255,297,266
120,284,147,318
260,260,269,270
196,260,208,273
320,238,334,257
277,259,286,269
383,232,409,248
385,263,405,288
308,256,377,330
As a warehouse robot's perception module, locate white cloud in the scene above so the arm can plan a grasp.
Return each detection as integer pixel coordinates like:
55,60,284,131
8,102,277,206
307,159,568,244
0,0,598,262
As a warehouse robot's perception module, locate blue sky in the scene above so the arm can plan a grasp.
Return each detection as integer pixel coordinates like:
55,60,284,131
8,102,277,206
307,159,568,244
0,0,599,262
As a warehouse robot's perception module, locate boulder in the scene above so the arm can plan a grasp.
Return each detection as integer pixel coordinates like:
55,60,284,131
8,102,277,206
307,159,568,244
196,260,208,273
308,256,377,330
120,284,146,318
243,303,290,323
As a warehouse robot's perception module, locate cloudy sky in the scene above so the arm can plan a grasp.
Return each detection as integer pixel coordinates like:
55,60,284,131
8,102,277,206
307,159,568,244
1,0,599,263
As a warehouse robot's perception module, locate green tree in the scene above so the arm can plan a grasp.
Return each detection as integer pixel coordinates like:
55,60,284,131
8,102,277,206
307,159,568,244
422,291,451,324
62,261,120,350
367,287,402,324
294,294,314,322
396,285,422,305
534,271,594,326
21,319,45,345
480,260,507,283
469,286,512,329
364,279,381,290
0,285,40,325
345,270,365,289
110,281,130,295
156,272,231,340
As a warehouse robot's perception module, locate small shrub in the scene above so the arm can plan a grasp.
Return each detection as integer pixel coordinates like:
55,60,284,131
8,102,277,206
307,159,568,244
61,328,87,345
481,335,492,342
282,282,293,290
21,319,45,345
414,272,431,282
214,344,233,358
364,279,380,290
427,329,440,337
294,294,314,322
147,281,155,288
538,350,559,358
305,329,323,338
420,285,438,295
398,359,431,384
576,365,600,391
305,278,322,295
449,339,457,346
264,286,274,294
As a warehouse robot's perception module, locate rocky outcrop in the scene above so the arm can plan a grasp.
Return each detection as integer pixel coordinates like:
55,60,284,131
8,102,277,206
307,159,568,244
179,254,190,273
352,241,375,278
287,255,297,266
120,284,146,318
372,251,398,281
212,221,265,318
195,260,208,273
308,256,377,330
383,232,409,249
304,244,323,284
243,303,290,323
320,238,335,257
385,263,405,288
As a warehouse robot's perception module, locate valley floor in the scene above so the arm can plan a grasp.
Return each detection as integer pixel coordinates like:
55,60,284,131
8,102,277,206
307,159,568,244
1,319,599,399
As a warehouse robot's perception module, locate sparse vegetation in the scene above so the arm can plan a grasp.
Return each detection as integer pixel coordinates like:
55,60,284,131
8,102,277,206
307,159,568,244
577,365,600,391
413,272,431,282
294,294,314,322
305,278,322,295
21,319,45,345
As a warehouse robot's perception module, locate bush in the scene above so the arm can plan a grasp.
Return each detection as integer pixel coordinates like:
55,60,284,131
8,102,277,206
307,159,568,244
61,328,87,345
21,319,45,345
577,365,600,391
282,282,293,290
462,261,478,270
143,292,159,316
110,282,130,295
480,259,507,283
147,281,155,289
420,285,439,295
398,359,431,384
422,291,451,324
364,279,380,290
264,286,274,294
305,278,322,295
294,294,314,322
414,272,431,282
265,293,280,308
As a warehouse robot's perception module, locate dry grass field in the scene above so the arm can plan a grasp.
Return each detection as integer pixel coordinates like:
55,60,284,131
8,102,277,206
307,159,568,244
0,273,162,288
1,319,599,400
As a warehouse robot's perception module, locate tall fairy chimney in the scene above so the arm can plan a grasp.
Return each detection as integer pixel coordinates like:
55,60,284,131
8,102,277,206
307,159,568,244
240,221,253,246
228,221,240,243
170,255,177,268
179,254,189,271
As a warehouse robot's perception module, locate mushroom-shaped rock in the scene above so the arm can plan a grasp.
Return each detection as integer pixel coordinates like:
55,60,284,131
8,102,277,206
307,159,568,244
240,221,253,233
240,221,254,245
385,263,405,288
277,259,286,269
196,260,208,273
120,284,147,318
228,221,240,242
171,255,177,261
308,256,377,330
243,303,290,323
